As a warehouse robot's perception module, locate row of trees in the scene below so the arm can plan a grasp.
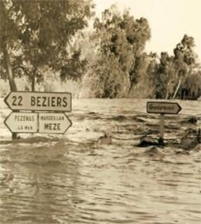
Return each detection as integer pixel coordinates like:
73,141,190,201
80,6,201,99
152,34,201,99
1,0,201,99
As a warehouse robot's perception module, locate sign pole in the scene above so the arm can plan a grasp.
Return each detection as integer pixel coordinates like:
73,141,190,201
13,109,18,140
197,118,201,143
159,113,165,145
198,128,201,143
146,101,182,147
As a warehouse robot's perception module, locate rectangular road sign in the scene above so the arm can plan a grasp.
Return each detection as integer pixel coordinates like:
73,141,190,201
4,91,72,112
38,113,72,134
4,112,37,133
147,101,182,114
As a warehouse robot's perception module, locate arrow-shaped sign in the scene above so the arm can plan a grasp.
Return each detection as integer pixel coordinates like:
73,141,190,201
4,91,72,112
147,101,182,114
4,112,38,133
4,112,72,134
38,113,72,134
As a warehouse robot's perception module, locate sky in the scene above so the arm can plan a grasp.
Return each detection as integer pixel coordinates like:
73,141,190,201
93,0,201,60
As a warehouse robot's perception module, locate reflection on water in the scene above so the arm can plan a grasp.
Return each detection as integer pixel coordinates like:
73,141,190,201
0,99,201,224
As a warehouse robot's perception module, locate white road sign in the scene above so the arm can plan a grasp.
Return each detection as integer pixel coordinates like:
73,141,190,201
4,112,38,133
4,91,72,112
147,101,182,114
38,113,72,134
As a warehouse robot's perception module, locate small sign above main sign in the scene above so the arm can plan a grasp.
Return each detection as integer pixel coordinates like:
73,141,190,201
147,101,182,114
4,92,72,112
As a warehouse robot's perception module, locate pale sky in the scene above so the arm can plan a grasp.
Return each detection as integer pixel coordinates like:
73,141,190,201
93,0,201,60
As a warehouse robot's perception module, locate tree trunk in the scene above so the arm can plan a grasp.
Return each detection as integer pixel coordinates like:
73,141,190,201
31,73,35,92
165,80,172,99
173,77,181,99
3,44,18,140
165,85,169,99
3,44,17,92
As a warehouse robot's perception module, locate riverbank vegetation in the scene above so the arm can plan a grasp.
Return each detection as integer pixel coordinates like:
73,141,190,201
1,0,201,99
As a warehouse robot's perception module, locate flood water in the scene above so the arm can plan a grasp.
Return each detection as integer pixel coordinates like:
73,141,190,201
0,98,201,224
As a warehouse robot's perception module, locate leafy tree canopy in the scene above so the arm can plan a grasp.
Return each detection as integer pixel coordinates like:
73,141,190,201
84,5,151,98
0,0,94,90
152,34,199,99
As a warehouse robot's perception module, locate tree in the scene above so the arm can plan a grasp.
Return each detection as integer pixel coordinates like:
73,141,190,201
129,52,156,98
153,34,198,99
0,0,94,91
82,5,151,98
182,71,201,99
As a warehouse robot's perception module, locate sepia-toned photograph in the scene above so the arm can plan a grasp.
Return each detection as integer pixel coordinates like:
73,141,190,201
0,0,201,223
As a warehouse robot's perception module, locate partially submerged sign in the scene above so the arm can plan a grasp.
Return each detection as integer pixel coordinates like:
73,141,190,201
146,101,182,145
39,113,72,134
4,112,38,133
4,91,72,112
4,91,73,137
4,112,72,134
147,101,182,114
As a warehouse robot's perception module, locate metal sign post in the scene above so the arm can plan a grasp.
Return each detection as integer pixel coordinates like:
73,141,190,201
159,113,165,144
197,118,201,143
159,114,165,138
147,101,182,145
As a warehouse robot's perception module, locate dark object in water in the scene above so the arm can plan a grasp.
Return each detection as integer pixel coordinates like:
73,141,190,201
196,128,201,143
187,116,197,124
138,136,164,147
97,133,112,145
158,137,165,146
138,128,201,149
180,138,198,150
180,128,201,150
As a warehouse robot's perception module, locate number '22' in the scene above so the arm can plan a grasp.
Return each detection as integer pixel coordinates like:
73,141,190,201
12,96,22,106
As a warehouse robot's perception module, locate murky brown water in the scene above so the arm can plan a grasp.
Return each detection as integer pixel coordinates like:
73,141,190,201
0,99,201,224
